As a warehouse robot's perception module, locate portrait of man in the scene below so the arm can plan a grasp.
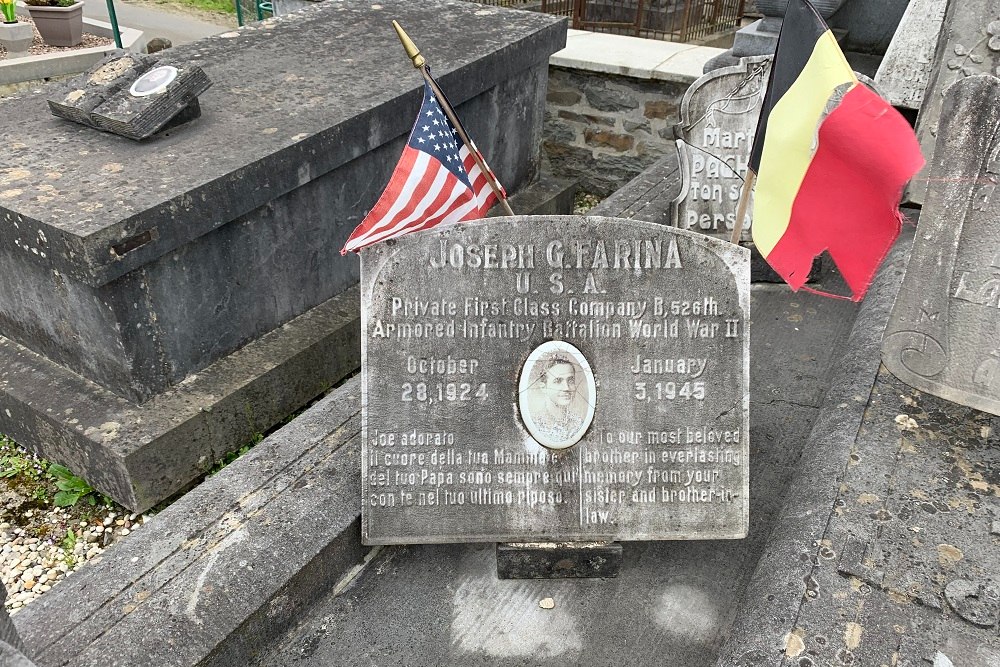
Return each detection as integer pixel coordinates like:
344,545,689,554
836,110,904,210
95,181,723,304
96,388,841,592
518,341,595,449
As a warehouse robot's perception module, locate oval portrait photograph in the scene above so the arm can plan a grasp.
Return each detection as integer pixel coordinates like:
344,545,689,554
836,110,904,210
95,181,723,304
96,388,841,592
518,341,596,450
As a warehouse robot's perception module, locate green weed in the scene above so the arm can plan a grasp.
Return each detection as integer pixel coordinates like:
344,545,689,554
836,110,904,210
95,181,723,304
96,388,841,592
48,463,99,507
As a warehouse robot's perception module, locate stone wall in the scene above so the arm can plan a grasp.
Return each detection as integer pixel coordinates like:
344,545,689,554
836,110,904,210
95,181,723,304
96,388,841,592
543,66,689,196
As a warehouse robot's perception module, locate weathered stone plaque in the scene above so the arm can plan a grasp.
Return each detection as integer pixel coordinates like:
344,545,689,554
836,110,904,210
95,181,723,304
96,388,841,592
883,75,1000,416
361,216,750,544
908,3,1000,205
48,55,211,141
672,56,769,242
873,0,947,110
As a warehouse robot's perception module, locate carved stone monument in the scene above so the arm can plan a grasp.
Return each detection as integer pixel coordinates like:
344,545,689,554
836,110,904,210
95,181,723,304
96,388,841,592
873,0,947,110
908,3,1000,205
361,216,750,544
883,74,1000,416
48,54,211,140
673,56,769,243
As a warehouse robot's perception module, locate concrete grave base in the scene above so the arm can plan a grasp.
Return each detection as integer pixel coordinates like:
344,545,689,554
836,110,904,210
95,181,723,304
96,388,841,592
496,542,623,579
0,287,360,513
13,376,367,667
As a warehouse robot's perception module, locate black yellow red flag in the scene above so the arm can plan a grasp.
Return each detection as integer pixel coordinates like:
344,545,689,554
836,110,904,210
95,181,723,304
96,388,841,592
749,0,924,301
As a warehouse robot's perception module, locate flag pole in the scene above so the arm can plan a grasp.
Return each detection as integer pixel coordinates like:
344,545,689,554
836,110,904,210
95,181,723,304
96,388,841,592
392,20,516,217
729,170,756,245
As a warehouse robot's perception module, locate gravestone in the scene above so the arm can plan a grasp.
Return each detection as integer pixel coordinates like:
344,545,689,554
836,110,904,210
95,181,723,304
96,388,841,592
908,2,1000,205
873,0,947,110
361,216,750,544
672,56,768,243
883,74,1000,416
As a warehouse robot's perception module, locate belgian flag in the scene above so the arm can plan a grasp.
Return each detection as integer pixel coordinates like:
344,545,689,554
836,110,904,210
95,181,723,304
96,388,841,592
749,0,924,301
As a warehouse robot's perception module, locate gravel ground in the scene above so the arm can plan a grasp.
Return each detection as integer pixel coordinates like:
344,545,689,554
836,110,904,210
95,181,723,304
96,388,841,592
573,192,602,214
0,441,147,615
0,16,113,59
1,510,147,613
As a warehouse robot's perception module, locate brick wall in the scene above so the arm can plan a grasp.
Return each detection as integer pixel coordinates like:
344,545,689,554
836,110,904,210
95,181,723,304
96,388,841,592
543,66,690,196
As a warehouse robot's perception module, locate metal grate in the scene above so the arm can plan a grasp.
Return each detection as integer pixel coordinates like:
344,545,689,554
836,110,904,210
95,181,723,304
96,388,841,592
510,0,746,43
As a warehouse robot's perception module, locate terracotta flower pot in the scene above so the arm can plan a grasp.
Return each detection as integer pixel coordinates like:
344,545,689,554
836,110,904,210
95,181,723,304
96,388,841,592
25,1,84,47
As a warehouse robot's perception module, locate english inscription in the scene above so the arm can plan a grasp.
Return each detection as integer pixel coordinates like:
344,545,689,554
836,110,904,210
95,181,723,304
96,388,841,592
361,216,750,544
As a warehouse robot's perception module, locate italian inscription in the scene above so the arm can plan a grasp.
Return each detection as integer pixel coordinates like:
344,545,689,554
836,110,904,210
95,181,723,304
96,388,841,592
883,75,1000,416
361,216,750,544
672,56,769,242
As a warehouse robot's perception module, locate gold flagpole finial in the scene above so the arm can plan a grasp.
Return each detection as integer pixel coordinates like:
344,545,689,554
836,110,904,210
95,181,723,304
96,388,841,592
392,20,425,69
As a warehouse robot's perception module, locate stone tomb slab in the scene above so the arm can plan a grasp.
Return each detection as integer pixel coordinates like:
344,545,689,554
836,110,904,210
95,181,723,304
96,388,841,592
883,74,1000,416
360,216,749,544
908,1,1000,205
672,56,768,243
873,0,947,110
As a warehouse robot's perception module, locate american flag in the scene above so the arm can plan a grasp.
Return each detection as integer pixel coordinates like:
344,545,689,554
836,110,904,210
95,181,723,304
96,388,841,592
341,75,504,254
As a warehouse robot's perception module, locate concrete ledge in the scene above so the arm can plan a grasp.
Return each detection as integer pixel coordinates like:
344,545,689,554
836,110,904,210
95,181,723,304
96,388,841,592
14,376,365,667
0,14,144,89
549,29,726,84
0,286,361,512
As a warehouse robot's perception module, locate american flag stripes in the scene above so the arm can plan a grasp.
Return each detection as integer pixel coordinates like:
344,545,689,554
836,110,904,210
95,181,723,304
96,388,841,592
341,76,504,254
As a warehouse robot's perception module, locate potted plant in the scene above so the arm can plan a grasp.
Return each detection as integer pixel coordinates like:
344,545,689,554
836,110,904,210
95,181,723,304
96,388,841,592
0,0,16,23
0,0,34,58
23,0,84,47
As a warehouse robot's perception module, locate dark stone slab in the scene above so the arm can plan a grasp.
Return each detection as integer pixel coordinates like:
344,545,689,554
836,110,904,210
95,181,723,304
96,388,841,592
873,0,947,110
0,0,565,402
361,216,749,544
496,542,622,579
883,74,1000,416
672,56,767,244
47,51,155,126
47,52,210,141
714,227,915,667
487,175,577,218
0,642,35,667
89,61,211,140
251,284,862,667
0,287,359,512
908,2,1000,205
0,587,24,654
13,378,368,667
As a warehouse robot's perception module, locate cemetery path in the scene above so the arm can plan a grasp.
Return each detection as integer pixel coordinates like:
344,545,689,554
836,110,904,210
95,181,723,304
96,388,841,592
83,0,233,47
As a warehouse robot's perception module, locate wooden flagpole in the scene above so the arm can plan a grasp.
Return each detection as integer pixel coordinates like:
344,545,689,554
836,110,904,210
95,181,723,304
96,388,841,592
392,21,516,217
729,169,756,245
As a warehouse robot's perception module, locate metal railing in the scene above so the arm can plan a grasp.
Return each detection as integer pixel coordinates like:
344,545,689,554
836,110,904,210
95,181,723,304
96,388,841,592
469,0,746,43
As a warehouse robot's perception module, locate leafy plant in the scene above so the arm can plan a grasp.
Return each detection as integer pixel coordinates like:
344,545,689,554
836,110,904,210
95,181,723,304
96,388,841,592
60,529,77,567
0,440,45,482
48,463,97,507
24,0,78,6
0,0,16,24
